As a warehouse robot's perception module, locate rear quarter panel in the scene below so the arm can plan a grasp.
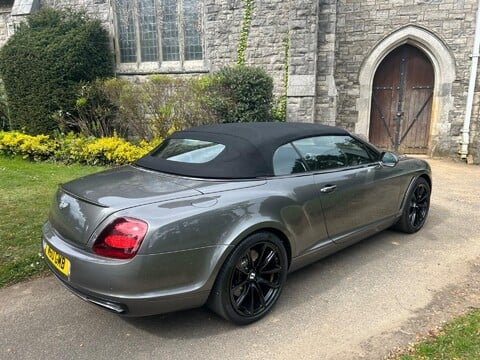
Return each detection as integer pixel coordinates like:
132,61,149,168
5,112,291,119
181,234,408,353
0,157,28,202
113,182,304,255
99,181,309,292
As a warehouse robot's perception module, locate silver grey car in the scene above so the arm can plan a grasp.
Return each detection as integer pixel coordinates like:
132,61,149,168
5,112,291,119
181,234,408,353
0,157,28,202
42,122,431,324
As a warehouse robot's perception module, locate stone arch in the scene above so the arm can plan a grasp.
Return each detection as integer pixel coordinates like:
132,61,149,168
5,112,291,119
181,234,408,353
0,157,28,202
356,25,456,155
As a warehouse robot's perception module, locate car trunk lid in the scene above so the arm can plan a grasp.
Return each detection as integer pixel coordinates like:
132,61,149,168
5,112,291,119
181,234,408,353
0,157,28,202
49,166,202,246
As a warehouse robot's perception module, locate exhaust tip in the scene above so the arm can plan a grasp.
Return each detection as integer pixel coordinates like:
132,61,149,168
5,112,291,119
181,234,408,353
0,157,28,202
86,297,128,314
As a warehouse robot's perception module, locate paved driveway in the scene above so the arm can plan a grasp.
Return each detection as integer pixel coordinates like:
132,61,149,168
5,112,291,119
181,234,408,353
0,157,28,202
1,158,479,360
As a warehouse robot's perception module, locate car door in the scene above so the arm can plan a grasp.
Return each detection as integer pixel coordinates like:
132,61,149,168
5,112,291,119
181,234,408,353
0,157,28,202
271,143,331,255
292,135,402,245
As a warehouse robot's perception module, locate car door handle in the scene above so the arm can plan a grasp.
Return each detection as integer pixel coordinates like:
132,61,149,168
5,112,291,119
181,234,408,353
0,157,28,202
320,185,337,193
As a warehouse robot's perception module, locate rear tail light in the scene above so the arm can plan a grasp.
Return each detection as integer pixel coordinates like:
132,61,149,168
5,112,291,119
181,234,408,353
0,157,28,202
93,217,148,259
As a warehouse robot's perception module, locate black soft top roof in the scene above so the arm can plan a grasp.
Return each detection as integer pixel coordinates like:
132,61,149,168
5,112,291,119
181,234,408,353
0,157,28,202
136,122,349,179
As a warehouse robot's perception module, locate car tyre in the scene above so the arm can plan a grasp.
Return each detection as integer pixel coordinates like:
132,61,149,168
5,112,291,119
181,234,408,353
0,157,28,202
207,232,288,325
394,177,431,233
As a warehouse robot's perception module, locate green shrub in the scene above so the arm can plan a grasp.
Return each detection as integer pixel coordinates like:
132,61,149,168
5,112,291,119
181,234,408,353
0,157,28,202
142,75,218,137
53,65,275,140
100,76,217,140
0,7,114,135
209,66,274,123
273,95,287,122
56,80,125,139
0,80,10,131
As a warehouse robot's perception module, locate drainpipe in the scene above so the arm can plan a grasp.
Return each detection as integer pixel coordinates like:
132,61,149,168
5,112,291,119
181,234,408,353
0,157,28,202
461,0,480,159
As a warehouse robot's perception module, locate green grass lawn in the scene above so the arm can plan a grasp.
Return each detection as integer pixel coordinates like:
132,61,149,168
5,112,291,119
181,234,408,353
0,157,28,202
0,156,104,288
398,309,480,359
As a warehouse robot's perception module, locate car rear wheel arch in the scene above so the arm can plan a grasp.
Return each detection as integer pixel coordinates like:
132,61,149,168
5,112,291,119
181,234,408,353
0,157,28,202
230,227,292,269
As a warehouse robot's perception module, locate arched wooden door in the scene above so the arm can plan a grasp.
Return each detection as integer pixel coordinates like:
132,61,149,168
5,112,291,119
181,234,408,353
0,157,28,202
369,44,434,154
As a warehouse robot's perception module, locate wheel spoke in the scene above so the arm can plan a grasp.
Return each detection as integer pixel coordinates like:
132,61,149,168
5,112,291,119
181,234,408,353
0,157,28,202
252,282,266,309
246,251,254,268
259,249,276,272
257,276,280,289
249,284,255,315
409,209,417,226
416,185,428,202
232,279,248,293
257,243,268,268
235,264,249,276
235,283,251,309
259,266,282,275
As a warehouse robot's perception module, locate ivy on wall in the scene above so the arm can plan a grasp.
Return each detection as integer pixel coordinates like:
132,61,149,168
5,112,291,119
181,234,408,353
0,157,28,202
274,35,290,121
237,0,254,65
235,0,290,121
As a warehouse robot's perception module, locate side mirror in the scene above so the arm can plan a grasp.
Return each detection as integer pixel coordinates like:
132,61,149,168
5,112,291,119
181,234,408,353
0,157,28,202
380,151,399,167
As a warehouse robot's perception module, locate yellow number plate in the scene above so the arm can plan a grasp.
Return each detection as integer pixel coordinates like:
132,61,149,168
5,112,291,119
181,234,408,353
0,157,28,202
45,244,71,277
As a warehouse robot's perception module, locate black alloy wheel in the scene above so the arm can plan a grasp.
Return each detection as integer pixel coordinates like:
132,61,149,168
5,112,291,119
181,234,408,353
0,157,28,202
208,232,288,324
229,241,283,317
394,177,431,233
408,182,429,229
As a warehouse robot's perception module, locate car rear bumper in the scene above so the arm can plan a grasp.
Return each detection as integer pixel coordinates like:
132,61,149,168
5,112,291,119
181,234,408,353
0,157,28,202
42,221,230,316
48,268,210,316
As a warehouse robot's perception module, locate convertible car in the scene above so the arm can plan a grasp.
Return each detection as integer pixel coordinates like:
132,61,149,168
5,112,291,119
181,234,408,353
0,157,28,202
42,122,431,324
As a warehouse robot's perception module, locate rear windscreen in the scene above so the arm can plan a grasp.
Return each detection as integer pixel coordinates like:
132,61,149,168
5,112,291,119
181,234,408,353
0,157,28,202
151,139,226,164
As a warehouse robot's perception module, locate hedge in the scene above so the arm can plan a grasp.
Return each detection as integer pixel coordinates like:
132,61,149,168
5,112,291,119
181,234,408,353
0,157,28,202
0,8,114,135
209,66,274,123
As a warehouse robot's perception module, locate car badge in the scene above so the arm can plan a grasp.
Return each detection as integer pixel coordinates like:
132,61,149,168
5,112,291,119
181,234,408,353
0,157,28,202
59,201,69,210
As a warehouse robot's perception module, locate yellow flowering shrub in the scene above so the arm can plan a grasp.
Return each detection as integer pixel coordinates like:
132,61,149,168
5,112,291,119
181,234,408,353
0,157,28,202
0,131,56,160
54,133,90,164
0,131,162,166
82,136,146,165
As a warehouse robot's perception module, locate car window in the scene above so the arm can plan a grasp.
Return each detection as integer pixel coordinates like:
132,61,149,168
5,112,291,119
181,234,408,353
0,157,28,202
292,135,375,171
151,139,226,164
337,136,377,166
272,144,307,176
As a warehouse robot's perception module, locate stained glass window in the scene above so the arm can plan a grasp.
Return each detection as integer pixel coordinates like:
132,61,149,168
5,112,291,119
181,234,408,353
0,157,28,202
161,0,180,61
183,0,203,61
114,0,203,67
139,0,159,62
116,0,137,63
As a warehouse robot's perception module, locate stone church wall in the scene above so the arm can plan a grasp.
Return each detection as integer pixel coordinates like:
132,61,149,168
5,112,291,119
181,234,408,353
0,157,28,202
204,0,289,100
0,3,13,48
334,0,479,157
0,0,478,159
40,0,111,25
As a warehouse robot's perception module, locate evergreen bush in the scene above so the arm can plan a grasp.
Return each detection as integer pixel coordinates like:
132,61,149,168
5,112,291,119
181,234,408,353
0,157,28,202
0,7,114,135
0,81,10,131
210,66,274,123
